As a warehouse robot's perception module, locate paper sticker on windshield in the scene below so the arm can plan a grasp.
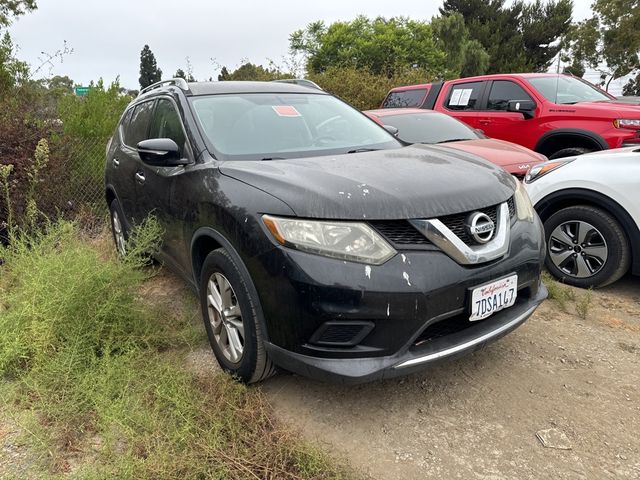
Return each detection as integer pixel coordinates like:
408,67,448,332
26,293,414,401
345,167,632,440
449,89,463,106
272,105,301,117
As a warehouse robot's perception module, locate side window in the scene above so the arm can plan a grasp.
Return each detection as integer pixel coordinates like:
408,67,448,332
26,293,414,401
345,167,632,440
445,82,484,111
487,81,533,111
125,101,155,147
118,108,133,142
149,99,187,153
382,89,428,108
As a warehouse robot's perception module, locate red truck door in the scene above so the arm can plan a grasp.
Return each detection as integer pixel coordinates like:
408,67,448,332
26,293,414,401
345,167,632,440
475,80,540,150
437,81,489,130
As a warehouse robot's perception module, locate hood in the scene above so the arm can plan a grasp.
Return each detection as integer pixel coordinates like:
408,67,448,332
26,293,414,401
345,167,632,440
569,100,640,115
438,139,546,175
219,144,516,220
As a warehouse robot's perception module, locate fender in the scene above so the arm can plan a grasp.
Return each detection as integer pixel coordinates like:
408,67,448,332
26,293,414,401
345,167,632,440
534,188,640,276
534,128,609,153
190,226,271,342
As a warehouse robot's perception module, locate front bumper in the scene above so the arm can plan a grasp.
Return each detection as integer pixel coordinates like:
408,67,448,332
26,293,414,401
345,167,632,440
265,283,546,383
247,216,546,383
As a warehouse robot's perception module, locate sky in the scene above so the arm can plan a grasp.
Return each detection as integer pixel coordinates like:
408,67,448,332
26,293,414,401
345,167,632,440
9,0,598,91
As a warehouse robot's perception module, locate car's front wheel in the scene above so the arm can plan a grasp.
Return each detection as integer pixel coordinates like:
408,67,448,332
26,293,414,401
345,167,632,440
544,205,630,288
199,248,276,383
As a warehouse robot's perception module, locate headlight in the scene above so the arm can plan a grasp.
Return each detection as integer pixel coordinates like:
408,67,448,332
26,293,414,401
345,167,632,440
524,159,573,183
513,180,535,222
614,119,640,129
262,215,396,265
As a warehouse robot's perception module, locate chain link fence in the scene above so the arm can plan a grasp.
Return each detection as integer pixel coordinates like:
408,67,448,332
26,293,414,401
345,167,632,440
1,136,108,242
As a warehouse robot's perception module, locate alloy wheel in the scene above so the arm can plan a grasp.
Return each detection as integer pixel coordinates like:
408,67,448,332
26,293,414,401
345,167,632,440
112,210,126,257
548,220,608,279
207,272,245,364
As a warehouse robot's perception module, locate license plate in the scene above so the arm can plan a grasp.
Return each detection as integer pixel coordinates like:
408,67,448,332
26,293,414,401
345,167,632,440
469,274,518,321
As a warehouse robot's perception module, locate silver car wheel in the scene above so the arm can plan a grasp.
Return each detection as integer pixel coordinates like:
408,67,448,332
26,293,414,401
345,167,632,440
207,272,244,364
112,210,126,257
548,220,608,279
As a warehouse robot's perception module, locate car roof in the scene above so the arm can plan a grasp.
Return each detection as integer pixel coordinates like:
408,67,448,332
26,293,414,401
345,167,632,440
388,73,567,92
138,80,326,101
388,84,431,93
365,108,440,117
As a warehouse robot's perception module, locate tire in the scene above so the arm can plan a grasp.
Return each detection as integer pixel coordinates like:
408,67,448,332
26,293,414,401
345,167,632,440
199,248,276,383
544,205,630,288
109,199,128,257
548,147,592,160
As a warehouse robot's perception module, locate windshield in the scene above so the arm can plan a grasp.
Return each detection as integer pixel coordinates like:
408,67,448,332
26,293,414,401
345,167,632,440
379,112,480,144
190,93,401,160
528,76,613,104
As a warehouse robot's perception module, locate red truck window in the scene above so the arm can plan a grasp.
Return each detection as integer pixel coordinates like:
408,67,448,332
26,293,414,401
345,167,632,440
487,81,533,110
382,89,428,108
445,82,484,111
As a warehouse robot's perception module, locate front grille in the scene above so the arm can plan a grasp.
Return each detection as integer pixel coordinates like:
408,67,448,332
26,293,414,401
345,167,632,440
439,197,515,246
370,197,514,249
370,221,430,246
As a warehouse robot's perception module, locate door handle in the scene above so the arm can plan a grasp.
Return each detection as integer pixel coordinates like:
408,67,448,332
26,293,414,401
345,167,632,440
135,172,145,184
112,158,120,168
479,119,492,125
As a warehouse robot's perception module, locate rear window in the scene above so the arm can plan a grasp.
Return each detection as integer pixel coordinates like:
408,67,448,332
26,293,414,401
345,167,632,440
382,89,428,108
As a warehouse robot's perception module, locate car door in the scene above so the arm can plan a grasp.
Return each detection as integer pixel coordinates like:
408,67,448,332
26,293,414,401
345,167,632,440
476,80,540,149
134,96,193,271
113,101,155,224
440,81,488,130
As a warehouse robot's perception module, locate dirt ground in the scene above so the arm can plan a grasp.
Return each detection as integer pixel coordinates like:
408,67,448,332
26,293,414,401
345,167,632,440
262,275,640,479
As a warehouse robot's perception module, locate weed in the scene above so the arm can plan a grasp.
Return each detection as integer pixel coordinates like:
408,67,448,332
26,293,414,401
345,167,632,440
576,290,593,320
0,222,351,479
542,271,574,312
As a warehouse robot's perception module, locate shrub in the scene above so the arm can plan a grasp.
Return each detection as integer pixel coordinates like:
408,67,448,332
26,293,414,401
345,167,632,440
308,65,438,110
0,221,351,479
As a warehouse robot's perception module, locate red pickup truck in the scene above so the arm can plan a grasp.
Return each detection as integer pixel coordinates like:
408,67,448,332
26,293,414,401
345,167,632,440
382,73,640,159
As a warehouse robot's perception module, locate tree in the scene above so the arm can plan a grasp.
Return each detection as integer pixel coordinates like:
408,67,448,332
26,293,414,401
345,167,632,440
0,32,29,92
440,0,572,73
174,68,186,79
0,0,36,26
562,0,640,92
138,45,162,89
290,16,449,78
217,62,290,81
432,13,489,78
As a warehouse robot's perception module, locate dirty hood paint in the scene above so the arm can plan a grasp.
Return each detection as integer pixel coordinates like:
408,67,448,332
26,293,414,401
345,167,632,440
219,144,516,220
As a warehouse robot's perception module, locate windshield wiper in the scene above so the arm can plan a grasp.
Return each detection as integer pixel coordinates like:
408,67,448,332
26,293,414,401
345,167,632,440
434,138,471,144
347,148,379,154
261,157,286,161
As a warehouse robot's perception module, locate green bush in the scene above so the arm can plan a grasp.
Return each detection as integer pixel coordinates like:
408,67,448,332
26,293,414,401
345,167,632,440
0,222,351,479
308,65,437,110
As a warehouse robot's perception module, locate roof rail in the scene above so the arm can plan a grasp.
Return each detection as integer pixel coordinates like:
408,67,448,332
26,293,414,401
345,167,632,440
138,78,190,97
271,78,323,90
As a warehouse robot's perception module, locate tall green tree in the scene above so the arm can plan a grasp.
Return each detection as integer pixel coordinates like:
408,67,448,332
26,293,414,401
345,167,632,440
432,13,489,77
290,16,449,78
138,45,162,89
440,0,572,73
0,0,36,26
0,31,28,92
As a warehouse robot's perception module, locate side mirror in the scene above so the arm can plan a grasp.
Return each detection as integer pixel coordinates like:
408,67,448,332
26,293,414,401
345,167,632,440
383,124,399,137
137,138,189,166
507,100,536,119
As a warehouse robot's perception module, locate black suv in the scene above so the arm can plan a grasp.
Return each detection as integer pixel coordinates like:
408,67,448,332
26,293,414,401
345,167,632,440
105,79,547,384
